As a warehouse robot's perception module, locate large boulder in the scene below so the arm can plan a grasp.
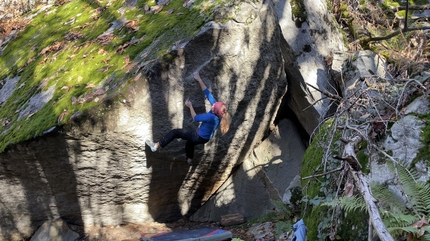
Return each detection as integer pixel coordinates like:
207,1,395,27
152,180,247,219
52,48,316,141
191,0,350,223
273,0,347,135
0,0,287,239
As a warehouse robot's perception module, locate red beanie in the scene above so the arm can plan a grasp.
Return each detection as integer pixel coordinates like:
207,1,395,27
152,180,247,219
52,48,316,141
213,102,226,117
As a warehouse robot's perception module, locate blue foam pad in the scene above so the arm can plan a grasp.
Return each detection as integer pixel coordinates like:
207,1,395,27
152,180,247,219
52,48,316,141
141,227,233,241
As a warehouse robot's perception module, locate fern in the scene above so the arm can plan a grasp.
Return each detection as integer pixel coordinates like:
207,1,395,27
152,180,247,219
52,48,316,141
396,164,430,217
322,195,367,213
271,199,292,217
382,212,418,230
371,182,407,214
422,234,430,241
387,226,426,240
371,163,430,240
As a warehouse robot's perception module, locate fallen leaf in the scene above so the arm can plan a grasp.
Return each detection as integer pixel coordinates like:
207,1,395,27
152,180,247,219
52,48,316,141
2,119,10,127
58,109,69,124
17,82,25,89
125,20,139,31
116,42,129,54
96,33,114,46
83,93,94,102
135,72,142,81
61,85,71,92
26,111,36,120
126,62,137,73
360,113,370,119
93,89,105,96
201,4,208,12
411,216,429,228
154,5,163,14
98,49,109,55
121,55,130,69
86,83,96,89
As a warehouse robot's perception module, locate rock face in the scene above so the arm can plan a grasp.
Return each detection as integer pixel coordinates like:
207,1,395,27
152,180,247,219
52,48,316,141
273,0,347,135
0,0,55,19
190,119,305,222
190,0,350,223
0,1,289,240
30,219,79,241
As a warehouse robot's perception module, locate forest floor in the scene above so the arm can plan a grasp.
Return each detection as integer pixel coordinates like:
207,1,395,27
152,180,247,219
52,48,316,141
73,219,254,241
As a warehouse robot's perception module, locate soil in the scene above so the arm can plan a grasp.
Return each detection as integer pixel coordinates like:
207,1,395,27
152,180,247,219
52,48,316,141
72,219,254,241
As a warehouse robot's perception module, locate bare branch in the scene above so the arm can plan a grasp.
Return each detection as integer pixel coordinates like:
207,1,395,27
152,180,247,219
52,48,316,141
351,168,394,241
397,4,430,10
306,82,342,101
364,26,430,42
301,167,343,180
342,136,395,241
396,78,426,112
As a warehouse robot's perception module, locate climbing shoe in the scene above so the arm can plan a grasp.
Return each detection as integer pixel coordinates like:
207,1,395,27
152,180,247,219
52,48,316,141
145,140,157,152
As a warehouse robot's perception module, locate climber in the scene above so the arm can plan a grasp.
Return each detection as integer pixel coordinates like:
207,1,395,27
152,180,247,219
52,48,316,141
145,71,231,165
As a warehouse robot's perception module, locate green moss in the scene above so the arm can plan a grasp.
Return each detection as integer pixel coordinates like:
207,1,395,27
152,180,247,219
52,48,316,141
301,119,343,240
335,209,368,240
305,205,330,240
356,140,370,174
300,118,373,240
290,0,307,28
339,2,349,19
381,0,401,10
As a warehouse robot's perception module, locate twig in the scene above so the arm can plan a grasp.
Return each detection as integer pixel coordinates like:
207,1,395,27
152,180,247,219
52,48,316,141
306,82,342,101
301,167,343,180
303,96,328,111
395,78,426,113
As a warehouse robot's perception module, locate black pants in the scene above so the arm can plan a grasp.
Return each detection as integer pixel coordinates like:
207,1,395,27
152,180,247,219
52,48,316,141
159,129,209,159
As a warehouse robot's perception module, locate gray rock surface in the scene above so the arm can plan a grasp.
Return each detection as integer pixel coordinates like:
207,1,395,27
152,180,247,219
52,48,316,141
190,119,305,222
30,219,79,241
368,95,428,211
273,0,347,134
0,75,20,104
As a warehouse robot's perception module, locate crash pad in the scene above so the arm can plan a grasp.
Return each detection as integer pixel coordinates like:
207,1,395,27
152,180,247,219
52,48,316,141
141,227,233,241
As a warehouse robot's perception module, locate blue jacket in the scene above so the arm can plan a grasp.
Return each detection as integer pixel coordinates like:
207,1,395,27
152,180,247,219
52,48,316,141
194,88,220,140
291,219,307,241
